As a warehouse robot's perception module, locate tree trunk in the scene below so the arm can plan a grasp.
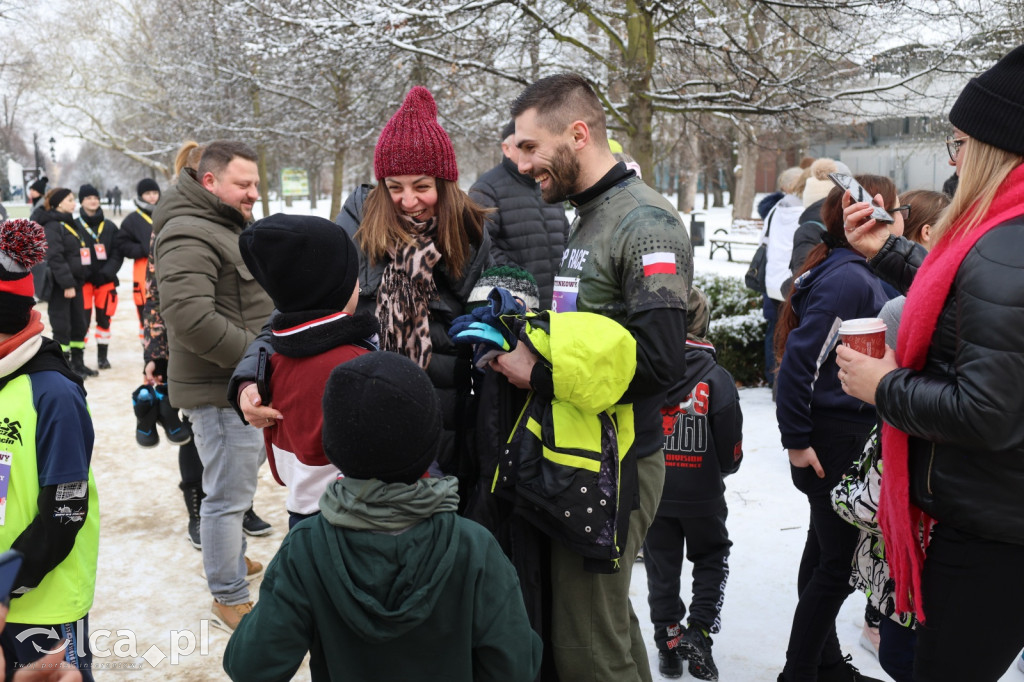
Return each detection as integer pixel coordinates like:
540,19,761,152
732,135,758,221
330,146,345,221
623,0,656,186
679,134,699,213
249,86,271,218
711,166,724,208
308,167,318,210
257,145,271,217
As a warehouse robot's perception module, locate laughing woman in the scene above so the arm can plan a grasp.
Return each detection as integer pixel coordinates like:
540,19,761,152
231,87,491,511
350,87,492,486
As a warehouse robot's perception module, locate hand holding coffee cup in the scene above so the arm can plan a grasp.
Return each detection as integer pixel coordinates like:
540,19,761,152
835,319,899,405
838,318,887,358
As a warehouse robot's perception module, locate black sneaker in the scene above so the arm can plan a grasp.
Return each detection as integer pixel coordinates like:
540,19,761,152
679,622,719,681
242,507,272,536
658,649,683,679
817,654,883,682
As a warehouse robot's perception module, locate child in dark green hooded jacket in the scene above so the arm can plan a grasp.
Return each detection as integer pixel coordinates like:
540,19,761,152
224,351,542,682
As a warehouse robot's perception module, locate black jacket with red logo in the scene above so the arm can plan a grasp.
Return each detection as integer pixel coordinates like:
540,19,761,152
657,341,743,517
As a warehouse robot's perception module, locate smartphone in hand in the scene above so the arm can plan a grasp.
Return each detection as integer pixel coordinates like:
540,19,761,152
256,347,272,405
828,173,894,224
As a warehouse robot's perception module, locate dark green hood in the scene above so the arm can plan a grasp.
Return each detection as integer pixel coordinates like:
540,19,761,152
313,477,462,643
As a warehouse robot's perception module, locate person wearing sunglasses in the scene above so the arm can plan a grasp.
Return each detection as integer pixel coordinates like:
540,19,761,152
838,43,1024,681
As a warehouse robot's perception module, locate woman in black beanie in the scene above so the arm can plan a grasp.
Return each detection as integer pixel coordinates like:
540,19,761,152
37,187,95,377
838,43,1024,681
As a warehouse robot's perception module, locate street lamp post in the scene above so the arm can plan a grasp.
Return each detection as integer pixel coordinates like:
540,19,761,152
33,132,43,173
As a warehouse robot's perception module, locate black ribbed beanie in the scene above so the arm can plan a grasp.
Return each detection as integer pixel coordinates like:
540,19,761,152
321,352,441,484
239,213,359,314
949,44,1024,155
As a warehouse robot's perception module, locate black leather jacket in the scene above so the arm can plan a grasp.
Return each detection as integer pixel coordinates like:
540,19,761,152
872,216,1024,545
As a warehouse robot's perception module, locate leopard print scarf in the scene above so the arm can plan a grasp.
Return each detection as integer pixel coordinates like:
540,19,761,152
376,217,441,368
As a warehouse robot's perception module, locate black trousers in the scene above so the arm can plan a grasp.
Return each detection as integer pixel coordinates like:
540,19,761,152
782,491,860,680
644,507,732,636
913,523,1024,681
878,616,915,682
783,421,870,681
47,288,88,347
178,417,203,485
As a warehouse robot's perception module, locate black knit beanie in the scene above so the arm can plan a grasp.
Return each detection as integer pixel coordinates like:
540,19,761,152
78,184,100,202
137,178,161,198
29,176,48,195
322,352,442,484
239,213,359,314
949,44,1024,155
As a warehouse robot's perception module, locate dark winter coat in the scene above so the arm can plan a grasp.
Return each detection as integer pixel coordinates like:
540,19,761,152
77,208,123,287
776,247,887,452
657,342,743,517
871,215,1024,545
339,192,492,478
152,168,274,409
469,157,570,309
112,201,155,261
40,209,89,291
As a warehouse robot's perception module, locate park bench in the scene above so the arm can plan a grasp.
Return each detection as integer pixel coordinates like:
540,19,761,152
708,220,763,262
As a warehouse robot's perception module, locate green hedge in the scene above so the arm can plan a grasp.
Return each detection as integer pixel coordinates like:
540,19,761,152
694,273,766,387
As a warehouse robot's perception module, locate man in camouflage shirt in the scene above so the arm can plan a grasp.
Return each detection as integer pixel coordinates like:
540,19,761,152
493,74,693,682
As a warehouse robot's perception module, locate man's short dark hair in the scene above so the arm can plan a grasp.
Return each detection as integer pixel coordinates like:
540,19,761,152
197,140,258,178
510,74,607,142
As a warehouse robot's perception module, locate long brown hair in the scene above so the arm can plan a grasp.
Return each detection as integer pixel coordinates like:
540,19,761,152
773,174,897,365
901,190,950,246
930,139,1023,243
356,178,488,278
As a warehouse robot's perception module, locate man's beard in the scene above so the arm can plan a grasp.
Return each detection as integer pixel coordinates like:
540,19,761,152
538,143,581,203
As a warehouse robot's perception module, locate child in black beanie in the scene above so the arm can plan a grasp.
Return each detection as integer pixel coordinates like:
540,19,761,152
224,352,543,682
238,213,379,528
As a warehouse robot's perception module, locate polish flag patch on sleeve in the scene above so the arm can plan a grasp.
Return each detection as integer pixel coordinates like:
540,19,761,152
642,252,677,277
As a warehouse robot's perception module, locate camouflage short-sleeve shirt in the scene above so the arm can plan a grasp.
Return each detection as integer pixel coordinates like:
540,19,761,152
552,176,692,323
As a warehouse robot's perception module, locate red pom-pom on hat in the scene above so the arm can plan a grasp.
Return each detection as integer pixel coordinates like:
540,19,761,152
0,219,46,298
374,86,458,182
0,219,47,332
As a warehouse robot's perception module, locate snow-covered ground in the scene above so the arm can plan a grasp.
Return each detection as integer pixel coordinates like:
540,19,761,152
37,197,1020,680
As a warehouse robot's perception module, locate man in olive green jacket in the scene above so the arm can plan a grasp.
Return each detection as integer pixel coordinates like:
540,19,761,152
153,140,274,632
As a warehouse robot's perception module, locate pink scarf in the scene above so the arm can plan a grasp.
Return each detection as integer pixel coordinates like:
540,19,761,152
879,163,1024,622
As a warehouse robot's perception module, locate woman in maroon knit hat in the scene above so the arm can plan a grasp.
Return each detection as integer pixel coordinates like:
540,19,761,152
353,86,492,492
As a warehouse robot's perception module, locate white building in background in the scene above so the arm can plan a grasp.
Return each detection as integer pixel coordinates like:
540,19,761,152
7,157,25,199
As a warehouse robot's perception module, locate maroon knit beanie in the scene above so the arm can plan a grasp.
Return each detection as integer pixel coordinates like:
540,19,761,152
374,86,458,182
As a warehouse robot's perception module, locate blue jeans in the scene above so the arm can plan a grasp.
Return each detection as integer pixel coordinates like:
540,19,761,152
183,404,265,605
